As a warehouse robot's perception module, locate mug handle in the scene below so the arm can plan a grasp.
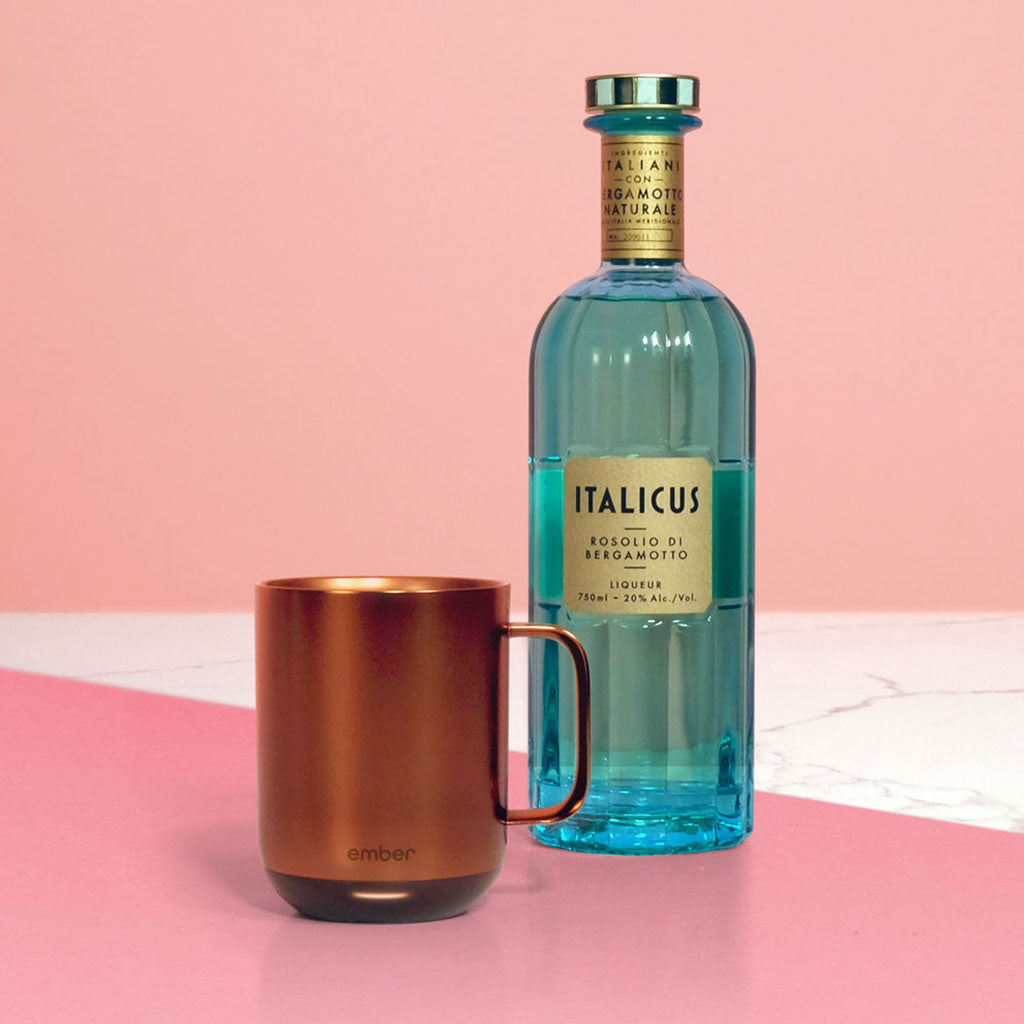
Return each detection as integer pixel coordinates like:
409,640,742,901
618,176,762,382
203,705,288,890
502,623,591,826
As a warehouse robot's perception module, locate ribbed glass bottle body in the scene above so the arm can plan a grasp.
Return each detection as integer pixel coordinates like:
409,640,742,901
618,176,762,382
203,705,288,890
528,261,755,853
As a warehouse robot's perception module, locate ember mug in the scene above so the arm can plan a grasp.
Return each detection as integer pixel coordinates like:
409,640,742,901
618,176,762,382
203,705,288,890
256,576,590,923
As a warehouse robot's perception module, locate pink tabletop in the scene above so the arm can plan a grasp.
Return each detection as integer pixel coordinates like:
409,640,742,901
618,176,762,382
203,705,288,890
1,668,1021,1022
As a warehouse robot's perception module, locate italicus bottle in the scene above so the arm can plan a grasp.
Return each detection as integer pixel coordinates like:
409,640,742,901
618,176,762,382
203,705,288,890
528,74,755,853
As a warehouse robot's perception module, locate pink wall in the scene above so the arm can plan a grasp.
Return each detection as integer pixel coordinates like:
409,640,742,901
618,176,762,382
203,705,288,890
2,2,1022,611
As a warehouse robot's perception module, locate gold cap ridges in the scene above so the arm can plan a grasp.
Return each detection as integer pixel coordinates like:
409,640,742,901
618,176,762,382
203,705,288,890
585,74,700,113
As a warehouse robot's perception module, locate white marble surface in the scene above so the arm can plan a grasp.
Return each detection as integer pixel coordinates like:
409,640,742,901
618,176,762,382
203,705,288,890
1,612,1021,833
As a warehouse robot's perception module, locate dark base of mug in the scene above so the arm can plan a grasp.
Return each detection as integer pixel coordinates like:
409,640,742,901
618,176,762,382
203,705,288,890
266,868,500,924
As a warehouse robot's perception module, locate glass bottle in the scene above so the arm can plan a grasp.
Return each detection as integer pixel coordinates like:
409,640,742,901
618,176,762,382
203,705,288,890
528,74,755,854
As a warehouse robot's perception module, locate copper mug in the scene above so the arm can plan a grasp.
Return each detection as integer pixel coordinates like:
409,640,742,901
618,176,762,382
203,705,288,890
256,576,590,923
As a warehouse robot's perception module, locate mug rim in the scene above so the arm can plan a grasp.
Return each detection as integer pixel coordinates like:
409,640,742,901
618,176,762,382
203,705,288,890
257,576,509,595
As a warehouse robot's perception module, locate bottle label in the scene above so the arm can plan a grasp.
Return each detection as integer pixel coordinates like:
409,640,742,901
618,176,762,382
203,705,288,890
563,457,712,615
601,135,684,260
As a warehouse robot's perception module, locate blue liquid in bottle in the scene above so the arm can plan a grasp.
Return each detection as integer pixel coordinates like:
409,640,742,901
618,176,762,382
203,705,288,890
529,79,755,854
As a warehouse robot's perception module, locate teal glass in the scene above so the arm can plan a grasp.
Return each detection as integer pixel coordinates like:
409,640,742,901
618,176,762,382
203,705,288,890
528,110,755,853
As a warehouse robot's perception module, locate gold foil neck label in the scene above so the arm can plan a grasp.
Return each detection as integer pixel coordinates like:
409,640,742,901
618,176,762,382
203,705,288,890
601,135,684,260
564,457,712,615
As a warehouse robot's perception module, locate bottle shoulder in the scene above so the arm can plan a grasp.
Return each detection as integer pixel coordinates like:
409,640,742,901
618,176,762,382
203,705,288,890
532,265,753,357
557,264,724,302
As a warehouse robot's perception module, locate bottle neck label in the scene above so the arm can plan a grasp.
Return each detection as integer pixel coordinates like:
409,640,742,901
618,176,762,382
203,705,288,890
600,135,684,261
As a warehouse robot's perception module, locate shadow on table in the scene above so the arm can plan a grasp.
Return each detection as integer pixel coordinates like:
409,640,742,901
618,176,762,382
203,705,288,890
181,815,291,917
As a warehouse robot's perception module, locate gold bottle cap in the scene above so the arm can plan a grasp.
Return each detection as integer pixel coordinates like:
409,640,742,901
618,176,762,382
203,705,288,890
585,74,700,113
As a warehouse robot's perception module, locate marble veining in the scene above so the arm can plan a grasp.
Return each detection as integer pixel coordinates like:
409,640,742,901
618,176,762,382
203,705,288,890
1,611,1021,833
